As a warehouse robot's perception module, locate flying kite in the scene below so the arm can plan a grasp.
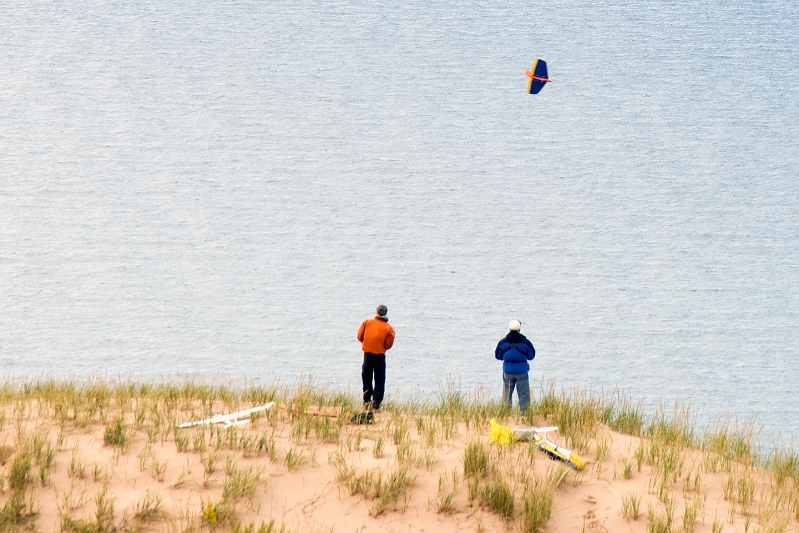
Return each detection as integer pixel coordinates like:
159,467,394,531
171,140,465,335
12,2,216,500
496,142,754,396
525,59,551,94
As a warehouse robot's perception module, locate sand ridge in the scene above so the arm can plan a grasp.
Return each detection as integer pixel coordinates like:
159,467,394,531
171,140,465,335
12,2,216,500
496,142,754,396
0,386,797,533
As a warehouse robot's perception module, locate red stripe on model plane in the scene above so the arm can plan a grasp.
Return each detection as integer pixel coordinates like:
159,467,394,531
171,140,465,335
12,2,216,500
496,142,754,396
525,70,552,82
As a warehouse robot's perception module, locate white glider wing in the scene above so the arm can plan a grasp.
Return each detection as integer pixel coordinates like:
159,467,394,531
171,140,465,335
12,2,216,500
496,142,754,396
178,401,275,428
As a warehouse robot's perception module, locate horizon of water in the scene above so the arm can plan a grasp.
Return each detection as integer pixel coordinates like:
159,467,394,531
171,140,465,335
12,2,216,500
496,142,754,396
1,1,797,442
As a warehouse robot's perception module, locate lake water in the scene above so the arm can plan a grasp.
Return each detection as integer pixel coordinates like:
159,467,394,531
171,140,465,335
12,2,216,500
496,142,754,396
1,1,797,441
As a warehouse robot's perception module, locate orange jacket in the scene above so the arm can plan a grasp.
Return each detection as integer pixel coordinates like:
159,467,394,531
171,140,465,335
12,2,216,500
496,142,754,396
357,317,395,355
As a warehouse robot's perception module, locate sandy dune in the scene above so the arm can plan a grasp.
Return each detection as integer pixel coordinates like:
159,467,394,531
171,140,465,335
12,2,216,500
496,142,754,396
1,394,796,533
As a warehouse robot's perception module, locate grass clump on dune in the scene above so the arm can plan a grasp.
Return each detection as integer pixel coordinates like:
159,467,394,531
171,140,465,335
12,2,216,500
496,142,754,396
331,452,417,515
102,415,130,449
463,440,490,478
480,476,514,519
520,475,556,533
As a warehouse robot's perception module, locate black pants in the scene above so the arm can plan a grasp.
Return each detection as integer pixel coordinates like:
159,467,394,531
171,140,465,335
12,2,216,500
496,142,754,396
361,352,386,408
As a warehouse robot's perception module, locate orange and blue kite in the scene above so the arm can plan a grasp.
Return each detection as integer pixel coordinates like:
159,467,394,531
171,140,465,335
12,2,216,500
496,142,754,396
525,59,551,94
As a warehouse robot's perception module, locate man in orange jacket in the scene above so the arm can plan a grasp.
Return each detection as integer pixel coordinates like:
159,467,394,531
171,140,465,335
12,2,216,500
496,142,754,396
357,304,395,411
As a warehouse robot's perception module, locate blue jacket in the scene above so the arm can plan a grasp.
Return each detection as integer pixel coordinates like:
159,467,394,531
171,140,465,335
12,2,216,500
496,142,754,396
495,331,535,374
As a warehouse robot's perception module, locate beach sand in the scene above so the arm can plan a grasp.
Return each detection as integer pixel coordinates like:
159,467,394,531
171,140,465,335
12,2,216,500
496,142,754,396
1,393,796,533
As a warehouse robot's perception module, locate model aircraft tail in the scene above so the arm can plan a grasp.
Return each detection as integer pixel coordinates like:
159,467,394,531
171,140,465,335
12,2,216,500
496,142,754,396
526,59,550,94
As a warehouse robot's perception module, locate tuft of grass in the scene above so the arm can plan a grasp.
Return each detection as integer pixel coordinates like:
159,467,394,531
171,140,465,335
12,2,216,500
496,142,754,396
622,460,634,480
1,488,37,525
757,517,789,533
520,476,554,532
480,476,514,519
649,442,684,490
432,470,459,514
138,444,151,472
258,431,277,460
192,429,207,453
62,486,116,533
241,434,258,457
607,398,645,435
463,440,490,478
202,451,218,487
132,491,163,522
285,447,306,471
736,472,755,510
635,440,645,472
331,453,416,515
374,465,416,515
92,464,106,483
682,469,701,496
312,415,342,444
203,451,218,475
392,419,410,446
225,454,237,476
103,416,130,449
682,499,698,533
69,452,88,480
647,402,695,449
532,383,603,451
646,499,675,533
722,471,755,513
621,491,641,520
151,455,169,482
223,465,263,505
289,416,311,443
595,435,612,462
8,455,32,490
95,486,116,532
175,430,190,452
768,448,799,488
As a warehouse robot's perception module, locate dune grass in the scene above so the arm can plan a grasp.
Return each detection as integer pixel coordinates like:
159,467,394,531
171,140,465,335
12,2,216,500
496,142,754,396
0,378,796,533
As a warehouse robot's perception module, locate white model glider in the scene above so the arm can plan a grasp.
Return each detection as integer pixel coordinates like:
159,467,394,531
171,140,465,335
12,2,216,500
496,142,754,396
177,401,275,428
512,426,558,440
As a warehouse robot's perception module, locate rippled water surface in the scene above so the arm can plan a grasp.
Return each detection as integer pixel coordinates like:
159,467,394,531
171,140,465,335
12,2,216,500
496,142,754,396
1,1,797,438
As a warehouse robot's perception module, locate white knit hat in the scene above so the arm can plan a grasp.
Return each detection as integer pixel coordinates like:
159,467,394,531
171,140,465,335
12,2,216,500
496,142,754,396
508,320,521,331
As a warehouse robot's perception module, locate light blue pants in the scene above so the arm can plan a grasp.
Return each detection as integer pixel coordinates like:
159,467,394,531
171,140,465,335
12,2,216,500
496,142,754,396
503,372,531,413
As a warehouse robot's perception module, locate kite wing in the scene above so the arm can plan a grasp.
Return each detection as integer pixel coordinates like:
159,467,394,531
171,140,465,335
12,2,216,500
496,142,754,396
525,59,551,94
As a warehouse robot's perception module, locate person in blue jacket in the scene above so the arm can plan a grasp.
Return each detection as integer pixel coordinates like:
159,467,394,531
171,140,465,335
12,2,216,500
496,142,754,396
495,320,536,413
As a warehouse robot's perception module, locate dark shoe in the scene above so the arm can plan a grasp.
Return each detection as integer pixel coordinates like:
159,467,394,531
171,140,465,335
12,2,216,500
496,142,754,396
350,411,374,425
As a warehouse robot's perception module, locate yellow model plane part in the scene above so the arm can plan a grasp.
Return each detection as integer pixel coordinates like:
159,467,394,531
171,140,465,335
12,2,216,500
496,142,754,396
490,419,516,445
489,419,585,470
535,438,586,470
